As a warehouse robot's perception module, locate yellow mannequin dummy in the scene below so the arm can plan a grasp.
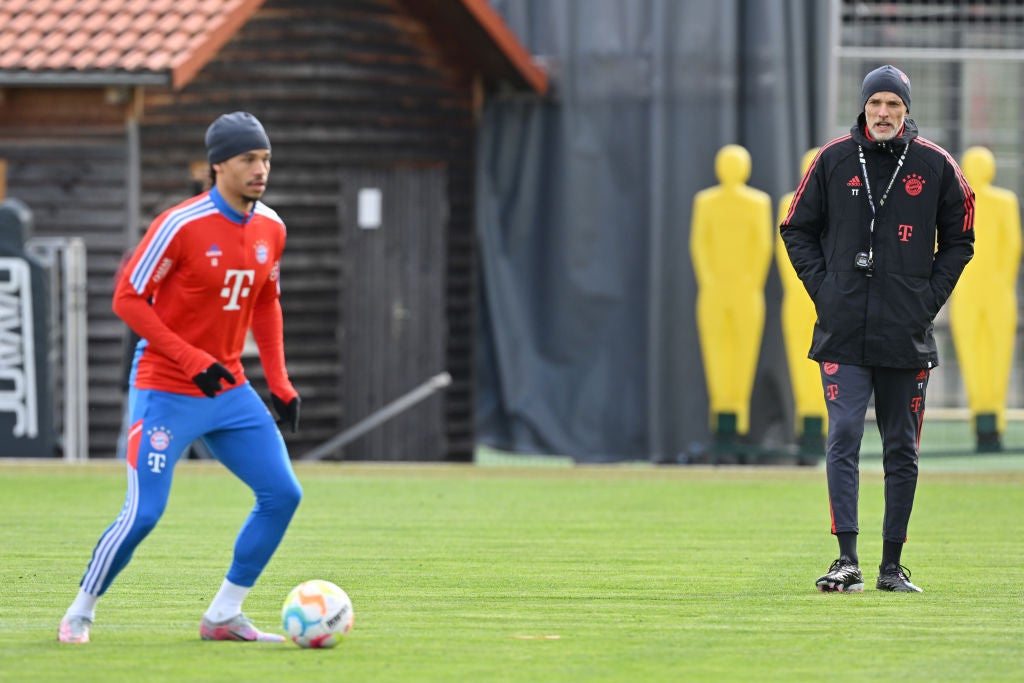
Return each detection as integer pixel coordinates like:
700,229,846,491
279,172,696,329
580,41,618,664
690,144,773,439
950,146,1021,450
777,149,826,457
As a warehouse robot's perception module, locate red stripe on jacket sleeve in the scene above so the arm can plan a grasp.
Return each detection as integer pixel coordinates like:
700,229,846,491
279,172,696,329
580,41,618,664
782,135,851,226
914,137,975,232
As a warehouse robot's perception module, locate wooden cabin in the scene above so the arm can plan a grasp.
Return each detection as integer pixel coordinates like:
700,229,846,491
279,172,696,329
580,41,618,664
0,0,546,460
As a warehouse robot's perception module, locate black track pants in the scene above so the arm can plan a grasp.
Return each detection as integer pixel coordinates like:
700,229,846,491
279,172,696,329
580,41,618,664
819,362,929,543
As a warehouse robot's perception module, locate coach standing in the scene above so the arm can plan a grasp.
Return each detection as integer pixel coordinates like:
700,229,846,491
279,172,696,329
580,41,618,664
781,65,975,593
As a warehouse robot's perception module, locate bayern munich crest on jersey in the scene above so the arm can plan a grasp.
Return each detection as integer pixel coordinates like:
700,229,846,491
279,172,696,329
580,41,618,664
823,362,839,375
147,426,173,451
902,173,925,196
254,240,269,264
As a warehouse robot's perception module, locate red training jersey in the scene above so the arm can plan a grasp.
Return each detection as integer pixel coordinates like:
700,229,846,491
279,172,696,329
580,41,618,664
113,186,296,400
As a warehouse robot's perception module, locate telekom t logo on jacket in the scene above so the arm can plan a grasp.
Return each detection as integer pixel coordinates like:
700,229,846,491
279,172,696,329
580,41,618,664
898,224,913,242
221,269,255,310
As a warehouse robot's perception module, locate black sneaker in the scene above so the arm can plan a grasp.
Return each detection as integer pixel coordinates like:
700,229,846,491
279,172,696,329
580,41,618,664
876,563,922,593
815,557,864,593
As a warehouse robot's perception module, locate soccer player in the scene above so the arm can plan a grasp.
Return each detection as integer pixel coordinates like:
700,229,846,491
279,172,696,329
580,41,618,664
59,112,303,643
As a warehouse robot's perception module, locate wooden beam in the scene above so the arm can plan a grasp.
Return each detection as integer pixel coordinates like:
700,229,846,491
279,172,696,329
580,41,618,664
456,0,547,95
170,0,267,90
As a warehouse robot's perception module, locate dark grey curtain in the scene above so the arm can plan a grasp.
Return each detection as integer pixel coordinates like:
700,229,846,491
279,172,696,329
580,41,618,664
477,0,833,461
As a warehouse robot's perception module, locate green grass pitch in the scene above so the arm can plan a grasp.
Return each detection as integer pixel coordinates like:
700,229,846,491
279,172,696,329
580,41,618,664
2,457,1022,682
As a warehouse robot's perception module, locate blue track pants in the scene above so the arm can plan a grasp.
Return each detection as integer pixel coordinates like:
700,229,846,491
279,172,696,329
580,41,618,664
78,383,302,596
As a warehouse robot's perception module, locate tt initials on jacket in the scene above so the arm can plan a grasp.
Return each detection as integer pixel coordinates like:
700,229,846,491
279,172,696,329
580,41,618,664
221,269,255,310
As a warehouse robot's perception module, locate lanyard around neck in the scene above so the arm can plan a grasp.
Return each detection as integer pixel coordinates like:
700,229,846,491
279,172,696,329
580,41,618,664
857,142,909,264
858,143,908,217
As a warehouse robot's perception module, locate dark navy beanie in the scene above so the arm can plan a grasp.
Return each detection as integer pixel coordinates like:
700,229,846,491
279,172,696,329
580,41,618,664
205,112,271,164
861,65,911,112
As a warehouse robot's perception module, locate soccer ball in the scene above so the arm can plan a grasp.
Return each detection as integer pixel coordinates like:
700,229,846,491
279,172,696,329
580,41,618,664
281,579,355,648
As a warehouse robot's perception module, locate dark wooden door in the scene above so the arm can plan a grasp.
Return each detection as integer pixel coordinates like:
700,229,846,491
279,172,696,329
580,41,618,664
337,167,448,460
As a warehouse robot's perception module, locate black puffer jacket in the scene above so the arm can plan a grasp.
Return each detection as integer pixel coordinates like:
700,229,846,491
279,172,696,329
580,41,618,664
781,115,975,369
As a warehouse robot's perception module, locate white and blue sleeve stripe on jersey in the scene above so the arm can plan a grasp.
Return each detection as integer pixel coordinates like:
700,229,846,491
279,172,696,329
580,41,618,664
129,197,220,294
254,202,286,297
253,201,285,229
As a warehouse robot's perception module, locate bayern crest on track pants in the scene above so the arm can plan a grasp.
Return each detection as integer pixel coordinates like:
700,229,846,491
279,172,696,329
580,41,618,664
819,362,929,544
77,382,302,597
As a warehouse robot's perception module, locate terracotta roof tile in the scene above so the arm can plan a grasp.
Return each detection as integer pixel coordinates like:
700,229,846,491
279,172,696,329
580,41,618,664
39,31,67,53
136,32,165,54
144,52,174,72
180,14,208,34
0,0,547,94
82,12,109,33
13,29,43,52
23,52,47,70
65,31,90,53
9,12,35,33
77,0,104,12
120,52,146,71
0,50,24,69
131,13,157,34
69,48,99,71
106,14,133,34
162,32,190,54
33,12,60,33
88,31,114,53
95,51,123,70
0,0,266,88
113,30,143,53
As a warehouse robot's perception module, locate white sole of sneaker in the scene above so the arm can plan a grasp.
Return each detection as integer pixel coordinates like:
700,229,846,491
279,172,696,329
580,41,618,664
816,583,864,593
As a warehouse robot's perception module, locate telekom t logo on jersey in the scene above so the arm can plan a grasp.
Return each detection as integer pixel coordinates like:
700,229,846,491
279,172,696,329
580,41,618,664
220,270,255,310
147,452,166,473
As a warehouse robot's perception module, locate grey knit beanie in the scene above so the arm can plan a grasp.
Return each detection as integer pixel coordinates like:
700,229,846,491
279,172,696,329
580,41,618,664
205,112,271,164
861,65,911,112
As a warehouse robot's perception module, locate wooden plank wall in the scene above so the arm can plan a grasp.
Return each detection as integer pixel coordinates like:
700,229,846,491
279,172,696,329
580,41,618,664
0,123,132,457
139,0,478,460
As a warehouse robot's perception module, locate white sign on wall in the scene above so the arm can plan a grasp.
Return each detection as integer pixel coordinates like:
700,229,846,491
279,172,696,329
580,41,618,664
358,188,383,229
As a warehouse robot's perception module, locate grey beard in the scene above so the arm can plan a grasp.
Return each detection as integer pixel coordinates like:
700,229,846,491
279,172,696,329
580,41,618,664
872,126,898,142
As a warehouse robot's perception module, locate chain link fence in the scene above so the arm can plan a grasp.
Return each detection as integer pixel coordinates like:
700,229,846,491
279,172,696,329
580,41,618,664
835,0,1024,452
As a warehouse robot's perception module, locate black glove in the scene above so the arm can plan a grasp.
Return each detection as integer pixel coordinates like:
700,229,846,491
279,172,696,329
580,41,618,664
272,394,301,433
191,362,236,398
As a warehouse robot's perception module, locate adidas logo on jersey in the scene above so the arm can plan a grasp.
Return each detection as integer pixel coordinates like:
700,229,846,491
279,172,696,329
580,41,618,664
846,176,863,187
